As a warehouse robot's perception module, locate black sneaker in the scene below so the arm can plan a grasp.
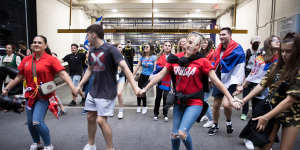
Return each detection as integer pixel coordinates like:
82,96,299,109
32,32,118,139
80,99,85,106
68,101,76,106
226,123,234,134
208,124,219,136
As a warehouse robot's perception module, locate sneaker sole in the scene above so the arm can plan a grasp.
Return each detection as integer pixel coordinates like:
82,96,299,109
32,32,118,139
208,133,216,136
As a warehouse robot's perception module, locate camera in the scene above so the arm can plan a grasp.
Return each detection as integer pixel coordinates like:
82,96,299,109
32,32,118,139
0,65,19,79
0,95,25,113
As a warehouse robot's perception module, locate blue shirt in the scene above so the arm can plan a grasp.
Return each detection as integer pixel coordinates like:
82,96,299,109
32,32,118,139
140,55,157,75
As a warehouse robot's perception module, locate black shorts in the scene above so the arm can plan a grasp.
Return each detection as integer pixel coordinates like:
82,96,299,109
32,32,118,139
212,84,237,99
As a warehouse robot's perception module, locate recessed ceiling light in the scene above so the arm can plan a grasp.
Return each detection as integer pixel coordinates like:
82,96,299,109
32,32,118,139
153,9,159,12
195,9,200,12
112,9,118,12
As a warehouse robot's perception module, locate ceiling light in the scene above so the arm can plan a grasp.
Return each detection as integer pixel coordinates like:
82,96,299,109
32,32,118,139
188,19,192,22
112,9,118,12
153,9,159,12
120,19,125,22
195,9,201,12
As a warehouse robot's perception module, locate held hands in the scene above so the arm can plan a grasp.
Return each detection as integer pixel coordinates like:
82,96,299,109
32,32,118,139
137,88,147,97
252,115,269,131
231,97,244,110
72,87,80,97
1,88,8,96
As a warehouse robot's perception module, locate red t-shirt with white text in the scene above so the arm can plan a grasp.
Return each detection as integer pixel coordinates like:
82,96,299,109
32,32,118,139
166,57,213,106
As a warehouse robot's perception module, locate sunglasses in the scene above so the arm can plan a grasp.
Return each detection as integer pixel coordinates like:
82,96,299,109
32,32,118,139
164,45,171,47
271,39,280,43
143,46,150,48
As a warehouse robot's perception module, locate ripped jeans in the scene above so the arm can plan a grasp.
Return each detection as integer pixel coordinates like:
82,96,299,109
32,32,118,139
171,104,202,150
26,99,51,146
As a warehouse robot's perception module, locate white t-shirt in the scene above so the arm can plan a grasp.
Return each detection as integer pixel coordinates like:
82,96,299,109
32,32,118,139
246,48,262,70
246,55,274,99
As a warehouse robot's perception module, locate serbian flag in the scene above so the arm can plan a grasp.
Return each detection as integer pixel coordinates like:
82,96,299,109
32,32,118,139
83,16,103,50
211,40,245,88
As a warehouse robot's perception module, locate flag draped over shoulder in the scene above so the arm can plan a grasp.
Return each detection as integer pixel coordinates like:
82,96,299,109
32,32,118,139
212,40,246,88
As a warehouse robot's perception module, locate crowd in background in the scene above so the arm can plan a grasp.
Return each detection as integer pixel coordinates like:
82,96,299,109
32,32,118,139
0,25,300,150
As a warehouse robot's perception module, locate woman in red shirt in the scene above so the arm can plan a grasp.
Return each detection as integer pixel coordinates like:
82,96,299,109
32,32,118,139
139,32,240,150
2,35,76,150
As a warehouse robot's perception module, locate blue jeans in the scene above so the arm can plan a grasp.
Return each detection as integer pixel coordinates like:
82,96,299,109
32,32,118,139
84,74,95,98
26,100,51,146
171,104,203,150
204,90,213,121
71,75,82,87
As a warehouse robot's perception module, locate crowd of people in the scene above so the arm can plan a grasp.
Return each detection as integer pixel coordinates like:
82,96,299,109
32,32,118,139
0,22,300,150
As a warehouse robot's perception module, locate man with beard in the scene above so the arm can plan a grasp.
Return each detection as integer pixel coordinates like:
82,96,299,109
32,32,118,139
208,27,246,136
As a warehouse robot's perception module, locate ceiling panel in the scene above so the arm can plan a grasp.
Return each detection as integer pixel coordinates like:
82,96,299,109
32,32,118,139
60,0,245,18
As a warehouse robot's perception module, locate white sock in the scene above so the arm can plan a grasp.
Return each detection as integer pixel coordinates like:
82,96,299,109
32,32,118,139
226,121,232,126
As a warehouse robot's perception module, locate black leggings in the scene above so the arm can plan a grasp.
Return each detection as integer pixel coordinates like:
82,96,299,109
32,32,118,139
153,85,168,116
242,82,259,115
137,74,149,107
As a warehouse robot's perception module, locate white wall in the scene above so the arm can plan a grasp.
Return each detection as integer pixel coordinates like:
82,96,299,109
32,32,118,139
273,0,300,37
216,0,300,50
233,0,257,50
216,11,233,46
37,0,90,58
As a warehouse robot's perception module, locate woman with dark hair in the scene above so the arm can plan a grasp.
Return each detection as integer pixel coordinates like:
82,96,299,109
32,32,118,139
114,43,128,119
198,38,215,128
2,35,76,150
200,38,214,56
133,42,157,114
237,33,300,150
153,41,173,121
1,44,22,96
45,46,52,55
236,35,280,149
139,32,239,150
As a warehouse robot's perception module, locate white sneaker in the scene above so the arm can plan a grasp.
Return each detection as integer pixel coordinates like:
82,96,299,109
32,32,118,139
83,144,96,150
142,107,147,114
30,143,38,150
43,145,54,150
164,117,169,122
200,116,208,122
117,110,124,119
203,120,214,128
136,107,141,113
243,139,254,150
153,116,158,121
